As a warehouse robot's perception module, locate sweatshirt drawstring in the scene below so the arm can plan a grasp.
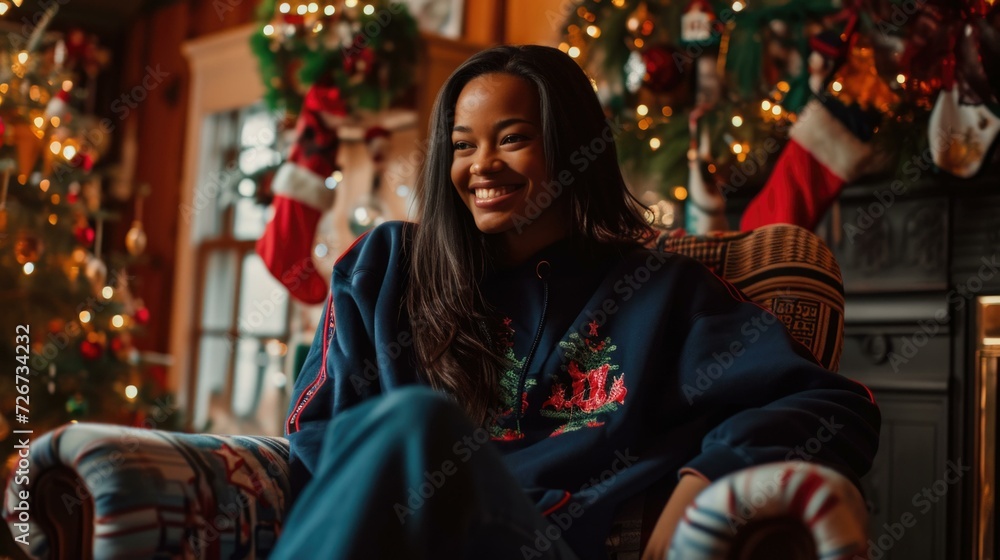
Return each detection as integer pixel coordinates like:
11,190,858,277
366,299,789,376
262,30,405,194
516,260,550,433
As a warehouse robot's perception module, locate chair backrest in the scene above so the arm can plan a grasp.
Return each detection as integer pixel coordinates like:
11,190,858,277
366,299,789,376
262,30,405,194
653,224,844,372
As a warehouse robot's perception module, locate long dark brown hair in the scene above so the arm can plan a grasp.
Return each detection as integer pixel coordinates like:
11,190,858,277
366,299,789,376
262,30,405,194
407,45,653,425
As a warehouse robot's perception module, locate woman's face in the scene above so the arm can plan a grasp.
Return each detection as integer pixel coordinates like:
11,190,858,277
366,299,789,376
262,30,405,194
450,73,568,258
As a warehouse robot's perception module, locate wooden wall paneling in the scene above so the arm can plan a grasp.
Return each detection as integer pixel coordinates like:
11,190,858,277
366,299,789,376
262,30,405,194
416,33,489,139
504,0,567,46
463,0,504,45
185,0,258,38
127,3,192,356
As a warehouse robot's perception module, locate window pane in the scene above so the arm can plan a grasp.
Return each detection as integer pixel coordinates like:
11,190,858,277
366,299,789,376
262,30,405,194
240,110,277,148
237,253,289,337
201,250,238,331
238,146,281,175
233,197,267,240
232,338,265,417
194,335,232,430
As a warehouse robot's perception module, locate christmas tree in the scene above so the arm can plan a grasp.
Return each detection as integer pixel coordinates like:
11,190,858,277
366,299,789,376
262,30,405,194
0,3,178,463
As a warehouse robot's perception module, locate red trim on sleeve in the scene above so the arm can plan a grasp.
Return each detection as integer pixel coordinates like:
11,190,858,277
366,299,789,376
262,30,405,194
542,491,573,516
286,291,334,435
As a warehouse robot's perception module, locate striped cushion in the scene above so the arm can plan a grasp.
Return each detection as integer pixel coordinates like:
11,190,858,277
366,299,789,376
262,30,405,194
3,423,291,559
669,462,869,560
654,224,844,372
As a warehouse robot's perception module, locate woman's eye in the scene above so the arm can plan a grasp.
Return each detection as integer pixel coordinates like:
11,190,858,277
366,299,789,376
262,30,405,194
453,141,472,150
501,134,526,145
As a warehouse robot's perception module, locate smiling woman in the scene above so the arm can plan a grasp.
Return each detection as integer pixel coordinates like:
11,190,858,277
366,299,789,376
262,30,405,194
275,44,880,560
450,73,568,262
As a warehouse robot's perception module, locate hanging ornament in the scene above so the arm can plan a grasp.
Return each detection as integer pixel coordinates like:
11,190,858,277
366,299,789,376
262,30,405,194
681,0,719,48
829,45,899,113
44,89,71,122
74,222,96,247
83,216,107,291
928,85,1000,178
125,221,147,256
110,336,125,356
14,231,43,264
84,254,107,289
79,339,102,361
69,149,95,172
67,181,81,204
65,392,90,417
125,183,147,256
643,45,685,93
134,305,150,325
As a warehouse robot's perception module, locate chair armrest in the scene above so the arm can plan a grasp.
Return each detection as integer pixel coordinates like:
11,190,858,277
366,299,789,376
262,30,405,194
3,423,291,560
669,461,869,560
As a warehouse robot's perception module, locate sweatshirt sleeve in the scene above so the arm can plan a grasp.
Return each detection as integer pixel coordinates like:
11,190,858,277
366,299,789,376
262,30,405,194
284,222,413,484
674,263,880,487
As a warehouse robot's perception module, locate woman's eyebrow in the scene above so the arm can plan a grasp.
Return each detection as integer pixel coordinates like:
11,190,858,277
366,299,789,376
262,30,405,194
452,118,535,133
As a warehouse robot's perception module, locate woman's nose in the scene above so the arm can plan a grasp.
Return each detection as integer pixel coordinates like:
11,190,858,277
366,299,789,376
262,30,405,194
470,154,502,175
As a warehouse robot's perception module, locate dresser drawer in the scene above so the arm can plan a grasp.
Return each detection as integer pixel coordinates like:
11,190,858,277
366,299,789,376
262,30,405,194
841,294,950,390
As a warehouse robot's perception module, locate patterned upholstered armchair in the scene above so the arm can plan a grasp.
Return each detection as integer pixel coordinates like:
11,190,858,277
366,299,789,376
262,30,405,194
3,224,870,560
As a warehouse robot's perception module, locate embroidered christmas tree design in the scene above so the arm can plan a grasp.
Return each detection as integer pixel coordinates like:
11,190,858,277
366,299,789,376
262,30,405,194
541,320,626,436
487,317,536,441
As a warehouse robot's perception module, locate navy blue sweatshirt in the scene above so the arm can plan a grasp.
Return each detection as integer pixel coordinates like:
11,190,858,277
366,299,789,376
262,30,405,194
285,221,880,557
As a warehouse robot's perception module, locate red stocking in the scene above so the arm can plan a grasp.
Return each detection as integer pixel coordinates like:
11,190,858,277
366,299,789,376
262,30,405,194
256,85,345,304
740,99,875,232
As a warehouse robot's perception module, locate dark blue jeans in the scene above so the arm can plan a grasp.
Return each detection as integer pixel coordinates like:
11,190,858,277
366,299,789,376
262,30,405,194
272,386,582,559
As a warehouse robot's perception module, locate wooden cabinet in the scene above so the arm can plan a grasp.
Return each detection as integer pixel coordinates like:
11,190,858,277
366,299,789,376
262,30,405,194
858,387,950,559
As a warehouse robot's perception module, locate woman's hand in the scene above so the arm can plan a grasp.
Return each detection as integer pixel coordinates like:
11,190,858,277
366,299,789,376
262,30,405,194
641,473,712,560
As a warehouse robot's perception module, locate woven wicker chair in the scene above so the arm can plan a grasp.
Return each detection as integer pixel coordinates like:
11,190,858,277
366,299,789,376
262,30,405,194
4,224,867,560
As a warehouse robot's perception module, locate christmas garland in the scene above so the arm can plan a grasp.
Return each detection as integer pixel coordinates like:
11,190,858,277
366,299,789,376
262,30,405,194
251,0,420,117
563,0,1000,199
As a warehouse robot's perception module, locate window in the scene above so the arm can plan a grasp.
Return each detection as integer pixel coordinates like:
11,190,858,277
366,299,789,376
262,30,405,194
188,103,294,435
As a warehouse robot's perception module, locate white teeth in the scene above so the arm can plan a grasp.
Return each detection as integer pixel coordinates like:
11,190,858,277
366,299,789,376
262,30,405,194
474,186,517,200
